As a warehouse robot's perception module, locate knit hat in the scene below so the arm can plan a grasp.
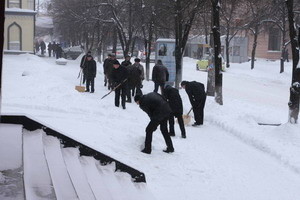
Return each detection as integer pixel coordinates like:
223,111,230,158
181,81,188,87
113,60,120,65
134,94,142,102
134,58,141,62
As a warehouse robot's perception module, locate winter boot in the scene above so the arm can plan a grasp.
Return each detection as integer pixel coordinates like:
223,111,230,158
141,148,151,154
163,147,174,153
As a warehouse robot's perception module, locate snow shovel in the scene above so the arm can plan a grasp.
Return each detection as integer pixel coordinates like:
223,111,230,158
100,79,127,100
182,107,193,125
75,69,85,92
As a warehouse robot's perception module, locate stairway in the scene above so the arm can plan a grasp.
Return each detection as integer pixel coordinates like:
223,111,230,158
0,123,155,200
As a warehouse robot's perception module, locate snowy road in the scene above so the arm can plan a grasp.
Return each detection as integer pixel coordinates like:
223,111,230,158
2,54,300,200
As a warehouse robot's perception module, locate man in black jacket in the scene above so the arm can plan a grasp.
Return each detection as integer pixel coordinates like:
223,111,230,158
103,54,111,87
164,85,186,138
152,60,169,94
111,60,128,109
181,81,207,126
134,92,174,154
83,55,97,93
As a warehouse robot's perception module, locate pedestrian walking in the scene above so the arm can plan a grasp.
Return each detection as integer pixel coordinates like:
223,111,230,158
164,85,186,138
152,60,169,94
52,42,57,57
83,54,97,93
134,92,175,154
106,54,116,90
40,40,46,56
181,81,207,126
55,44,63,59
47,42,52,57
111,60,128,109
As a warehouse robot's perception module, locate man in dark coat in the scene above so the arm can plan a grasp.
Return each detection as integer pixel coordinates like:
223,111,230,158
56,44,63,59
134,92,174,154
47,42,52,57
164,85,186,138
121,55,132,67
181,81,207,126
111,60,128,109
131,58,144,96
105,54,116,90
83,55,97,93
103,54,112,87
40,40,46,56
80,51,92,84
152,60,169,94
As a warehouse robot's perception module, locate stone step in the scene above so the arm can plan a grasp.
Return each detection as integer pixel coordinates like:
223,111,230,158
43,134,79,200
23,130,56,200
79,156,113,200
61,148,96,200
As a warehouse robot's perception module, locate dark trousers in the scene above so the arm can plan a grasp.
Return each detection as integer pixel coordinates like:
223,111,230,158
48,50,51,57
104,75,107,86
154,82,165,94
107,75,113,90
132,85,142,96
193,96,206,124
86,78,95,92
144,118,174,151
126,85,132,102
115,86,126,108
169,113,186,137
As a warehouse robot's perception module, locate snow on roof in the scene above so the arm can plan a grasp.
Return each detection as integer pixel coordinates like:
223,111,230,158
5,8,37,14
156,38,175,43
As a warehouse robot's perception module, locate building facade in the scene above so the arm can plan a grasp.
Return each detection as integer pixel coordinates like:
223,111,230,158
4,0,36,54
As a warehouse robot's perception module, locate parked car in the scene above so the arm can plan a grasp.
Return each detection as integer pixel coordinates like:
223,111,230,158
196,54,225,71
141,51,155,63
63,46,83,60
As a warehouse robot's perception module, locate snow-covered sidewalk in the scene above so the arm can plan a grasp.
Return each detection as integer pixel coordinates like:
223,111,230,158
2,54,300,200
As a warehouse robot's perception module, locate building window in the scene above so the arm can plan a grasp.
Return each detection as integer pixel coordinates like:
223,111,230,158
28,0,34,10
268,28,281,51
8,22,22,51
8,0,21,8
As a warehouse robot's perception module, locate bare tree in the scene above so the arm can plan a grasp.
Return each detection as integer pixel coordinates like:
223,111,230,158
169,0,204,88
243,0,275,69
286,0,300,123
220,0,245,68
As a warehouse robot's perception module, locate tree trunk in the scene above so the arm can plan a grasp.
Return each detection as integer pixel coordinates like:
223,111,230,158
225,33,230,68
280,6,286,73
112,26,117,54
286,0,300,123
280,48,285,73
212,0,223,105
251,26,259,70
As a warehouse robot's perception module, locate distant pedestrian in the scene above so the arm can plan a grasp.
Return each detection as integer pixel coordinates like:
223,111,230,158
35,39,40,54
47,42,52,57
152,60,169,94
181,81,207,126
52,42,57,57
83,55,97,93
40,40,46,56
111,60,128,109
106,54,116,90
131,58,144,96
284,49,289,62
164,85,186,138
103,54,112,87
56,44,63,59
134,92,175,154
80,51,92,84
